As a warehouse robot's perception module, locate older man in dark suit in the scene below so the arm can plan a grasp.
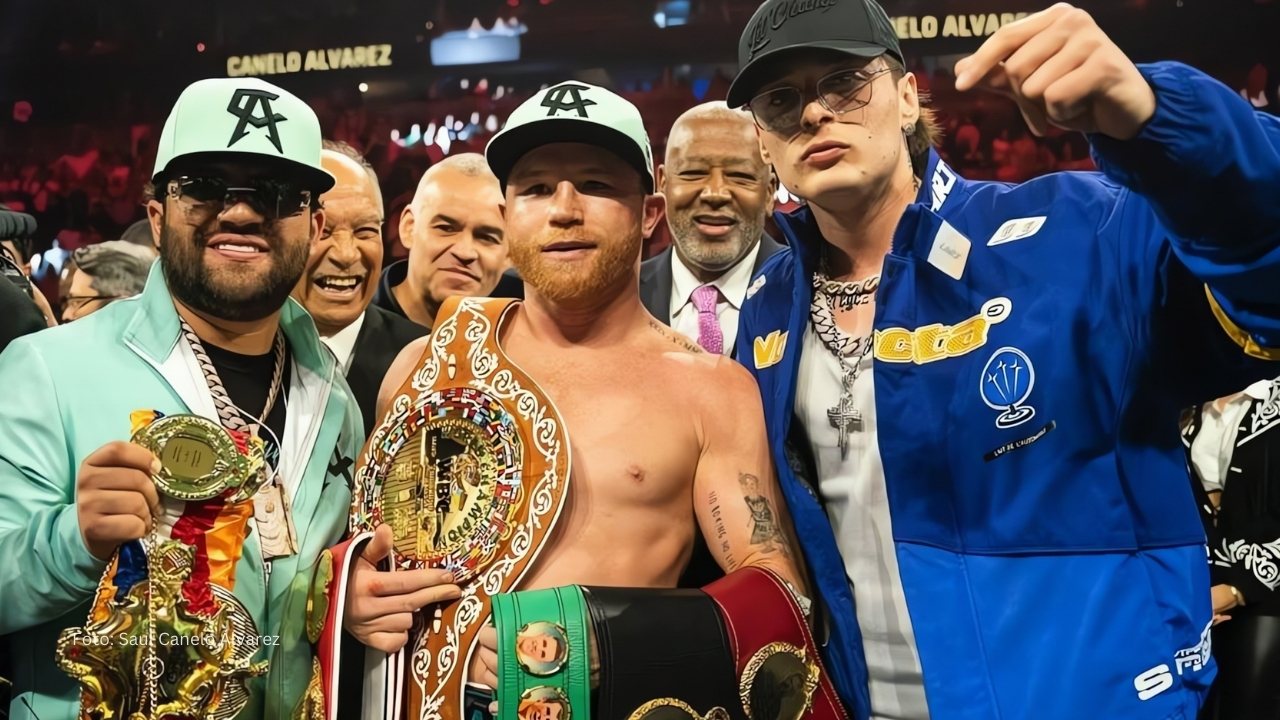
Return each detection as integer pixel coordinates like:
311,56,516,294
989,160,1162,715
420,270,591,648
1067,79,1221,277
293,141,426,436
641,101,782,357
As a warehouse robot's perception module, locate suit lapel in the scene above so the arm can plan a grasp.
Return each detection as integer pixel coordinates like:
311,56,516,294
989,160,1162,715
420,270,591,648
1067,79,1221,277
640,247,674,323
353,304,386,363
347,307,387,434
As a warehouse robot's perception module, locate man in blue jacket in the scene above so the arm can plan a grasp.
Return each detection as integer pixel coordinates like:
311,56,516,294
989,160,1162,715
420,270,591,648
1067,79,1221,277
728,1,1280,719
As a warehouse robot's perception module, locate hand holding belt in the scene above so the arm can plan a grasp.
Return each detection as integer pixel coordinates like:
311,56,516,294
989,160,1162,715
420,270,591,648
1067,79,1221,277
492,586,593,720
317,297,573,720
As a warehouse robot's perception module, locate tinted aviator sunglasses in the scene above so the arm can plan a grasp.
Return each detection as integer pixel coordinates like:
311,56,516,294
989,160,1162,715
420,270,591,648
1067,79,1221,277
165,175,314,220
748,64,894,138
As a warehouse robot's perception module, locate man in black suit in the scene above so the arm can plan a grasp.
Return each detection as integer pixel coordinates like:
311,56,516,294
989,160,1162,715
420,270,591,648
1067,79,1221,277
641,102,782,356
293,141,427,436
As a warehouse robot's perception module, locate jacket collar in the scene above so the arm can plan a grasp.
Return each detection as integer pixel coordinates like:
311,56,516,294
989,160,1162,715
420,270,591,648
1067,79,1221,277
372,259,410,318
122,261,333,377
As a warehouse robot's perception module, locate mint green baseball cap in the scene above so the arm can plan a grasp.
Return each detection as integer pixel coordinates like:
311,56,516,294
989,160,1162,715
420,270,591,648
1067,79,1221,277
486,81,655,192
152,77,334,192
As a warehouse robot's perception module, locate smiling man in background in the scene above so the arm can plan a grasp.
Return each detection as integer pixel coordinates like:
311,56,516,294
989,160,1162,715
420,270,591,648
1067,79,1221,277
641,101,780,357
293,140,425,435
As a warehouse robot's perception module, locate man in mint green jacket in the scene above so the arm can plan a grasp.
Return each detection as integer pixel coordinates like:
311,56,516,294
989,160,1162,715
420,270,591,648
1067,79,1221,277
0,77,362,720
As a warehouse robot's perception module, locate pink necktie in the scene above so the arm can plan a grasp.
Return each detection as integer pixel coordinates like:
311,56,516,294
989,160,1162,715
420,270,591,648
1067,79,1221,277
691,284,724,355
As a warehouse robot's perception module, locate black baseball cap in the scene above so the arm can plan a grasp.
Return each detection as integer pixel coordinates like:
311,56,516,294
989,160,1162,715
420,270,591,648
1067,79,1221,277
726,0,904,108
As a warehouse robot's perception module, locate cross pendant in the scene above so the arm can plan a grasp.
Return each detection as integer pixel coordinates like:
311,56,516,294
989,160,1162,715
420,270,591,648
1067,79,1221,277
827,395,862,460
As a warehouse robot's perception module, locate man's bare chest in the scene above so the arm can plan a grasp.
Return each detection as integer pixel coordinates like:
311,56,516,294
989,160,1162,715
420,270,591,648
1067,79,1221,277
525,361,702,503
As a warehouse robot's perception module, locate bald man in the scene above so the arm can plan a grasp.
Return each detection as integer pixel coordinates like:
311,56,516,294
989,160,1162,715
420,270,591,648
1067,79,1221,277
641,102,781,357
372,153,519,330
293,140,427,436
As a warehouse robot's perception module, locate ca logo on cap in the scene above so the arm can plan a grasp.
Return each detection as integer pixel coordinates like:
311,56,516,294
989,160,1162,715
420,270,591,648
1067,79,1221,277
227,88,288,154
540,83,597,118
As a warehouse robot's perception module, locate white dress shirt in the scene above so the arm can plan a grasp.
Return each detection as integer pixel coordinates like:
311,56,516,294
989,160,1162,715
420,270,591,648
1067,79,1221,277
1190,379,1273,492
319,310,365,375
669,242,761,355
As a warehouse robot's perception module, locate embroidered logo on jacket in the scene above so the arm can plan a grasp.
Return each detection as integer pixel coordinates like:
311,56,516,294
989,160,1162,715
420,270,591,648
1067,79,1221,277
979,346,1037,429
1134,617,1213,701
930,161,957,212
875,297,1011,365
1173,621,1213,676
988,216,1047,246
753,330,788,369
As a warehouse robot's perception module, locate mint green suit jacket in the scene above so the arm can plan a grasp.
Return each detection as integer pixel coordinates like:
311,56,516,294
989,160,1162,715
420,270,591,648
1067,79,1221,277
0,263,363,719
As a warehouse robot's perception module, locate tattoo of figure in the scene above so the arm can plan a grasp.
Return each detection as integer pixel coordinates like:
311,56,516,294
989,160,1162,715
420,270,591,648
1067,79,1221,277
738,472,790,556
648,318,704,354
708,491,737,569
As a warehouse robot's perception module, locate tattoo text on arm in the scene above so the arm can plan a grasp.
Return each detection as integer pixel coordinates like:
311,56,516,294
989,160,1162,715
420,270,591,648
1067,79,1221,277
708,491,738,570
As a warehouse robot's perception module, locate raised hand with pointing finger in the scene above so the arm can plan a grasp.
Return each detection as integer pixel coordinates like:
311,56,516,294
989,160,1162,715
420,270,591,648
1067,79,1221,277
953,3,1156,140
724,0,1280,717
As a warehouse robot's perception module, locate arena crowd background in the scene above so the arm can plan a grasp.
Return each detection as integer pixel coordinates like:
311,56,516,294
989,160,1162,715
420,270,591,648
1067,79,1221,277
0,0,1277,316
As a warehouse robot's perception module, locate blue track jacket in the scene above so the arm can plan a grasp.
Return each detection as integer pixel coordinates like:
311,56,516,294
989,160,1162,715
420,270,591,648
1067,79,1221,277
737,62,1280,720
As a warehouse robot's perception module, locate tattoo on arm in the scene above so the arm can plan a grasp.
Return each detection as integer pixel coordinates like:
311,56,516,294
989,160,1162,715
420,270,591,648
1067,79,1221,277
708,491,738,570
738,472,791,557
648,318,704,354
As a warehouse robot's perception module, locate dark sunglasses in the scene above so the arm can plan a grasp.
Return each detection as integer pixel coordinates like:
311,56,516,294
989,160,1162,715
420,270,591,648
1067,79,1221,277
165,175,314,220
748,65,894,138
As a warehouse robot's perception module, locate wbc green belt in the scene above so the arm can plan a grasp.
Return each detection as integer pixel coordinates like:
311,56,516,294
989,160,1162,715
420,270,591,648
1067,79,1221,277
492,586,592,720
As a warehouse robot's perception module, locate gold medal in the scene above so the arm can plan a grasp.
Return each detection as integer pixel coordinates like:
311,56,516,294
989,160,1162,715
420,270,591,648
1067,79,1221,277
132,414,264,501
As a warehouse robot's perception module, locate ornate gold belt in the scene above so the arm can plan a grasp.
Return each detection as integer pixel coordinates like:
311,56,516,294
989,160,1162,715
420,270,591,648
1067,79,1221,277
57,411,269,720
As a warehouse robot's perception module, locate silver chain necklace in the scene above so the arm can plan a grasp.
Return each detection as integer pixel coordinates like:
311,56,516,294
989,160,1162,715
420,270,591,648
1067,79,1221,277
809,272,878,460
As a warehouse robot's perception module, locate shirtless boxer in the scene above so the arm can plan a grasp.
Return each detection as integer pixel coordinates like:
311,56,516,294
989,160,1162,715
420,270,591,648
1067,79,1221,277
343,83,806,672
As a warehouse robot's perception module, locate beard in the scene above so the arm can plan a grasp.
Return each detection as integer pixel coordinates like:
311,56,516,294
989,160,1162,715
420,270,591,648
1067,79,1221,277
667,211,764,274
159,219,310,322
510,226,641,304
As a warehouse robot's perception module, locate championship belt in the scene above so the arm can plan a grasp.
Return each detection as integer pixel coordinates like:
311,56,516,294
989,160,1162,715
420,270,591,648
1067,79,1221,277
56,411,270,720
491,587,592,720
493,568,848,720
326,296,571,720
702,569,847,720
